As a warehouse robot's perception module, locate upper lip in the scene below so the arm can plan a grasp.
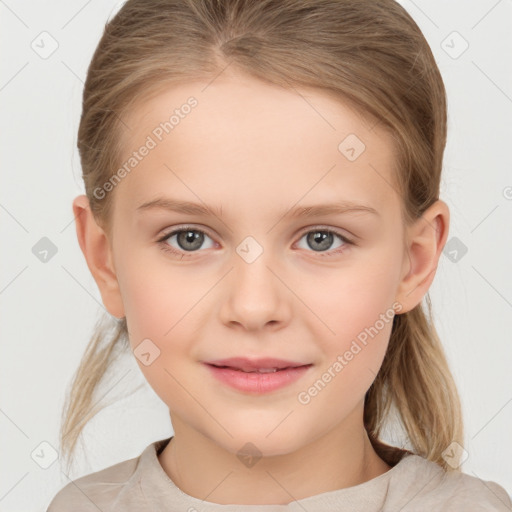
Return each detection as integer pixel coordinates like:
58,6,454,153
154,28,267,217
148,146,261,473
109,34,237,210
204,357,311,371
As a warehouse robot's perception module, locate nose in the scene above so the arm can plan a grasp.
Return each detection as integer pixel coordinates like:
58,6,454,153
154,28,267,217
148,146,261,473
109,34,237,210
218,239,292,332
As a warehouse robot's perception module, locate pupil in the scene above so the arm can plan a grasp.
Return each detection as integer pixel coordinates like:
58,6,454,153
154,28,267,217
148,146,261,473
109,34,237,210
308,231,332,251
178,230,203,251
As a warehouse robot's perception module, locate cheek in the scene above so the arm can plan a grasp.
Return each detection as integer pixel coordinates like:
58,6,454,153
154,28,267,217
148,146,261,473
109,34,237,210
115,254,216,397
293,249,400,410
303,252,400,347
295,274,396,427
119,271,197,410
116,247,211,341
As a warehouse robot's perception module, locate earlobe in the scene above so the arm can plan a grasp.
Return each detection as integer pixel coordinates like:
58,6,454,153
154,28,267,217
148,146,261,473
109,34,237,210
72,195,125,319
395,200,450,313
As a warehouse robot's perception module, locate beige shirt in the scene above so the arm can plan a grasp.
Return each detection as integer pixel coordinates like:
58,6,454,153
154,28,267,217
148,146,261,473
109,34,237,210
47,437,512,511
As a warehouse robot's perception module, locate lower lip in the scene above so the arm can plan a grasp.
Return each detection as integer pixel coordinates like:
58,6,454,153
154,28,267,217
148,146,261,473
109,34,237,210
204,364,312,394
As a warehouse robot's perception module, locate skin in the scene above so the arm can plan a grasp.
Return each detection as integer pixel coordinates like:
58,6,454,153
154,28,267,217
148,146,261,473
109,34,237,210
73,69,449,505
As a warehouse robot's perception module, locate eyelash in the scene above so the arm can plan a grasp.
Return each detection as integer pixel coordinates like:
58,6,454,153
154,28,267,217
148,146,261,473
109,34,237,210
156,225,355,259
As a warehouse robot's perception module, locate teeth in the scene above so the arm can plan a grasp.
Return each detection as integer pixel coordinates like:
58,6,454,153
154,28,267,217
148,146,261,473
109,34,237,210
238,367,281,373
211,364,290,373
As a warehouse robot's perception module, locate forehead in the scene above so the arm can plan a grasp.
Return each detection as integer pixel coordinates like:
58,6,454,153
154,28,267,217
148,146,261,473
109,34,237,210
114,71,399,220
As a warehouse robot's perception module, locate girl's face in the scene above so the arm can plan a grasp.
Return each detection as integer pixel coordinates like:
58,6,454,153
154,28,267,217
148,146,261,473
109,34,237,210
99,71,419,456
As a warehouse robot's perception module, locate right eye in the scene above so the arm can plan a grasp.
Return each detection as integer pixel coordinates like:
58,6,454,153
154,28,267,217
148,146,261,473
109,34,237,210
157,226,216,257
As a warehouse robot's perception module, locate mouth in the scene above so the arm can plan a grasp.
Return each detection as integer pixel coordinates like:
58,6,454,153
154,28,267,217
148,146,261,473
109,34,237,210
204,357,312,372
203,357,313,393
206,364,310,373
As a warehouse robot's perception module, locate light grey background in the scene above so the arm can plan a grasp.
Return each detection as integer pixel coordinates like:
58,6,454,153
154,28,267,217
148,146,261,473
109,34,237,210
1,0,511,510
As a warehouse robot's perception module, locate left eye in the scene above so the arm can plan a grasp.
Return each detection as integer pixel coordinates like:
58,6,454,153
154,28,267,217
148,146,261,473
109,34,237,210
296,229,351,255
157,226,353,258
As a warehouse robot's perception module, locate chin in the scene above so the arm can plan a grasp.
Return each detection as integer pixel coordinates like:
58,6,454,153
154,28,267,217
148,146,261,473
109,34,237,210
218,427,308,460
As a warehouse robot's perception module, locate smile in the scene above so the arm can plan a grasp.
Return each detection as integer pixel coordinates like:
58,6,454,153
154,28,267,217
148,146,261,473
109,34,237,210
203,361,313,394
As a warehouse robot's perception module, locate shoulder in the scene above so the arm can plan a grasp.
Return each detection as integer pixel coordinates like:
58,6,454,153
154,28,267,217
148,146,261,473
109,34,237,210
46,441,161,512
392,454,512,511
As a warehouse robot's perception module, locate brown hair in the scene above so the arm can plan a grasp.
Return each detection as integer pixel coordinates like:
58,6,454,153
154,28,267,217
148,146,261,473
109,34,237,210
60,0,464,474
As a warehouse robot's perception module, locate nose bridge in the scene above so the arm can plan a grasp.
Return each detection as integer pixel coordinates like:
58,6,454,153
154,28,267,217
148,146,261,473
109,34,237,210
220,233,290,329
234,233,279,301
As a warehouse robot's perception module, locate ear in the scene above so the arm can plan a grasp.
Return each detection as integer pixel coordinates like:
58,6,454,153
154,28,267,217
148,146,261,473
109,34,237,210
395,199,450,313
72,194,125,319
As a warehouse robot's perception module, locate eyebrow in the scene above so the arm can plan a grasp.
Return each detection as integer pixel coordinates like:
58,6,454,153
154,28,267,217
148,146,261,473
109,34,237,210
136,197,379,218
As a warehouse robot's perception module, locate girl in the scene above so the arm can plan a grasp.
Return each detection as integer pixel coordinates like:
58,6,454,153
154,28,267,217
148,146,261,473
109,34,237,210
47,0,511,509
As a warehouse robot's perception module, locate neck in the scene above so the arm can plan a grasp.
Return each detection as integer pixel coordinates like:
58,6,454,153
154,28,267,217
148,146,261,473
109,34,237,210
157,407,392,505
